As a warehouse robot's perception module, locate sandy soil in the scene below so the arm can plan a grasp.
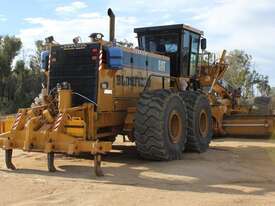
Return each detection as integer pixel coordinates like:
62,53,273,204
0,137,275,206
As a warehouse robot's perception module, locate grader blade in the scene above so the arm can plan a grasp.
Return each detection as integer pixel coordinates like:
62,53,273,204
222,114,275,138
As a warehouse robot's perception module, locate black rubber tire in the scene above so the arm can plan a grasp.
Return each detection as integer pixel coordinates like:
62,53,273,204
134,89,188,160
180,91,213,153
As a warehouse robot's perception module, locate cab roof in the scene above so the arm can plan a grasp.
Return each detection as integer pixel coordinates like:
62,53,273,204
134,24,204,36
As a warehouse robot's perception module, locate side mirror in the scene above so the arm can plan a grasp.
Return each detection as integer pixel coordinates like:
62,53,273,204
40,51,49,70
201,38,207,50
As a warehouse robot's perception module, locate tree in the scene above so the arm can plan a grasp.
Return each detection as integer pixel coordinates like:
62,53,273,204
270,87,275,96
256,75,270,96
224,50,270,98
29,40,44,71
0,36,44,115
116,39,134,48
0,36,22,114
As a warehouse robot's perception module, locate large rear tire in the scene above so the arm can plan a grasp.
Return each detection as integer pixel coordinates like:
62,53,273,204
134,89,187,160
180,91,213,153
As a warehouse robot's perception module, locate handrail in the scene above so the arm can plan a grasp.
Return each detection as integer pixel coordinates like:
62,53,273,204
73,92,97,106
143,74,180,92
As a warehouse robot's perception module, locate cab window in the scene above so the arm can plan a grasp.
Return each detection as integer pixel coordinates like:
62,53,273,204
189,33,200,76
165,43,178,53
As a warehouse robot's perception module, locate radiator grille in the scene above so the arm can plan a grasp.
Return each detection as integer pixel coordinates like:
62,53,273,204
49,43,99,106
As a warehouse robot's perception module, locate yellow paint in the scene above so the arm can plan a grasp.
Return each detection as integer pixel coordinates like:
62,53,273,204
0,116,15,134
43,110,54,123
58,89,72,111
65,117,85,137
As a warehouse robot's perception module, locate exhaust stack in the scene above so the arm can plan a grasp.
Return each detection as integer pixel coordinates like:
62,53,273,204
107,8,115,42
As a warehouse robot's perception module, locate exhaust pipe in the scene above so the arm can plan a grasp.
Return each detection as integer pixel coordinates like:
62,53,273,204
107,8,115,42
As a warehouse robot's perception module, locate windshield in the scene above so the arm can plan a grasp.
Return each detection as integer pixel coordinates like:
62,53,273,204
141,33,179,53
165,43,178,53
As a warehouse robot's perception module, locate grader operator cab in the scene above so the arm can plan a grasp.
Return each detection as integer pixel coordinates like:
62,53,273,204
134,24,206,77
0,8,274,176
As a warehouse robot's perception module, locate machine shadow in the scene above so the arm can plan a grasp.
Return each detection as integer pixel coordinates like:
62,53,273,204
2,140,275,196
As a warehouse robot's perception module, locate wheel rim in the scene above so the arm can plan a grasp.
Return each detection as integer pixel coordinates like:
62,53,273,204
199,110,208,138
168,110,182,144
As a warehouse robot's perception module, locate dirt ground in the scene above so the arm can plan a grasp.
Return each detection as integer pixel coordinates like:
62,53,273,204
0,137,275,206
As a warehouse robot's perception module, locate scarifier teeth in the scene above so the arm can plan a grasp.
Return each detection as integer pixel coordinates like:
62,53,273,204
5,150,16,170
47,152,56,172
94,154,104,177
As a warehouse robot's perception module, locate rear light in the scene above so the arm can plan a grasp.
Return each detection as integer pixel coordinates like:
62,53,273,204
91,48,98,61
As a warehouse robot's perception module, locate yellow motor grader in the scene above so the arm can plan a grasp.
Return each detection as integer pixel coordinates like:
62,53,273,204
0,9,274,176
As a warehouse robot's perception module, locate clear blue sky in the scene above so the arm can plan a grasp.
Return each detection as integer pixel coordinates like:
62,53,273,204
1,0,274,86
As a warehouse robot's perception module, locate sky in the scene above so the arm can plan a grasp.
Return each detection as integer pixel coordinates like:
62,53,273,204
0,0,275,85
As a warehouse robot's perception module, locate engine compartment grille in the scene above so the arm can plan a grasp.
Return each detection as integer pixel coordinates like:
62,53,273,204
49,43,99,106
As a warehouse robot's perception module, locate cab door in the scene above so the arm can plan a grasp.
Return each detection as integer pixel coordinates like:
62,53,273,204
182,31,200,76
